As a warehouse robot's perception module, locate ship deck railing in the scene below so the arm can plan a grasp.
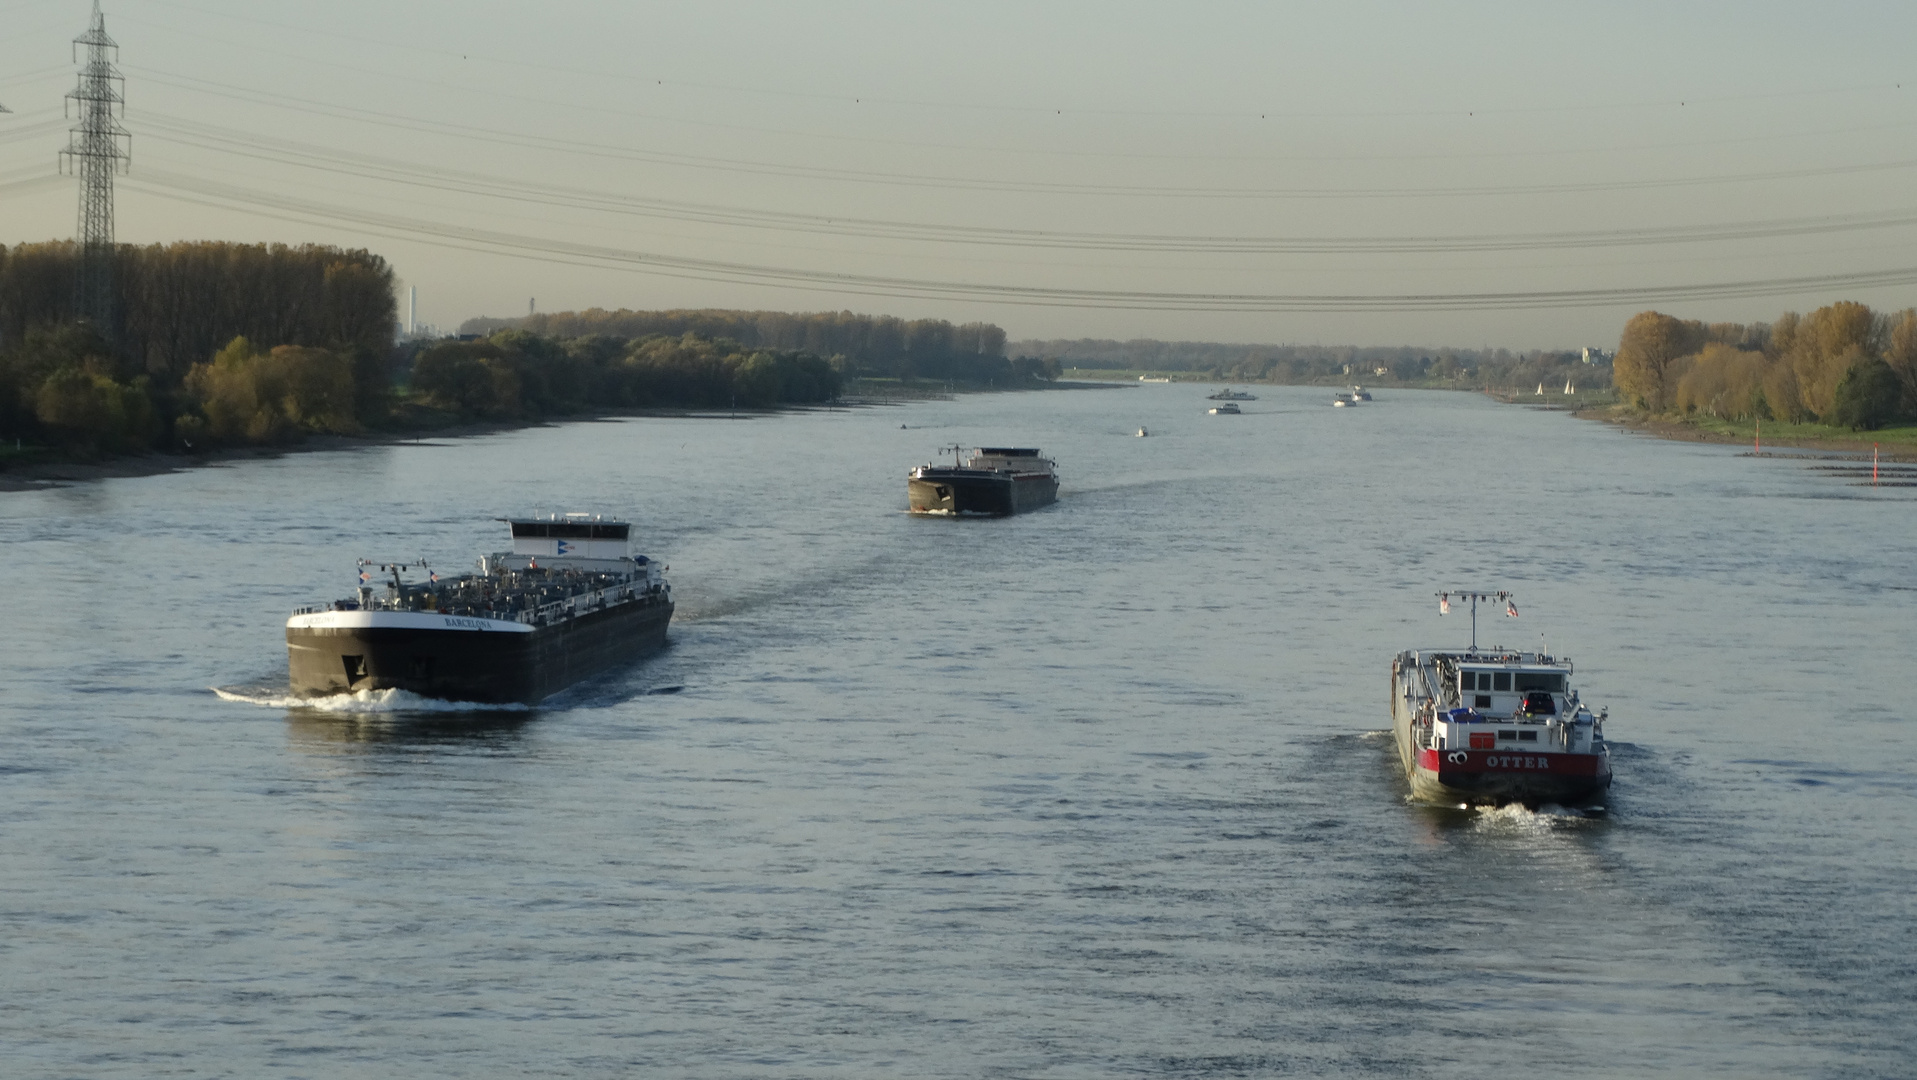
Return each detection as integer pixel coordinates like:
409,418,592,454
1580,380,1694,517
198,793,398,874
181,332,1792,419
293,577,667,623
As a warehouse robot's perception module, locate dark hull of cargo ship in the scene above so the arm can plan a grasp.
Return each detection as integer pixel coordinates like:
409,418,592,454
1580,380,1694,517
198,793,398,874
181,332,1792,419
287,598,673,705
909,469,1058,516
1390,690,1611,807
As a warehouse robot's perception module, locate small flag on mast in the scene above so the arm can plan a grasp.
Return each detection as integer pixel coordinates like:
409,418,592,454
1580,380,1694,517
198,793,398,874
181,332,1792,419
1439,592,1450,615
1505,600,1519,618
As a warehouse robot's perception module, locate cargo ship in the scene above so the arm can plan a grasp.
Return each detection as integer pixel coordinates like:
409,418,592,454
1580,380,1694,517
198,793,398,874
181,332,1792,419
285,515,672,704
1390,591,1612,807
908,446,1059,516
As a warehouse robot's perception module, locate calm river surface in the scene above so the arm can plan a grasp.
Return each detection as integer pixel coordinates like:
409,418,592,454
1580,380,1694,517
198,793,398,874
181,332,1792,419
3,385,1913,1078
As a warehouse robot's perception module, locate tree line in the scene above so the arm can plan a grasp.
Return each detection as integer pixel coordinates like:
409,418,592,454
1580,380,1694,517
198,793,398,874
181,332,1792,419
1,241,396,455
403,330,841,418
1010,336,1615,392
463,307,1051,385
1614,302,1916,429
0,244,889,460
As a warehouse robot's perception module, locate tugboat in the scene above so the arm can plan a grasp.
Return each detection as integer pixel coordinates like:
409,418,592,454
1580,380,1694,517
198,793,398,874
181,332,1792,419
285,515,673,704
908,446,1059,516
1390,591,1612,807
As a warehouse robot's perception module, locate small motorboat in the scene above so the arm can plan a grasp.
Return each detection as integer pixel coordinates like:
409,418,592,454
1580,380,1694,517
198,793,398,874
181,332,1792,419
1135,426,1149,437
1209,402,1241,415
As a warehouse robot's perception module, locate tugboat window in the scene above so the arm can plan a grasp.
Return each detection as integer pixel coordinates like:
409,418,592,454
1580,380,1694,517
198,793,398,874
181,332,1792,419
1493,672,1511,691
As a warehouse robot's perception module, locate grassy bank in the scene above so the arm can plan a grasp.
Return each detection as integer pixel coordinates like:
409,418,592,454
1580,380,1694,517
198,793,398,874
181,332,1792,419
1571,403,1917,459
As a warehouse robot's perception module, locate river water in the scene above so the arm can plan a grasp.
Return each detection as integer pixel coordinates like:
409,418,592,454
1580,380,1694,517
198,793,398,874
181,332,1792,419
3,385,1912,1078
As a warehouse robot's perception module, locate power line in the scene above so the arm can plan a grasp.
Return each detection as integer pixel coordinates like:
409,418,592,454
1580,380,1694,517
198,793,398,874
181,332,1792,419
123,168,1917,313
123,66,1917,202
131,112,1917,256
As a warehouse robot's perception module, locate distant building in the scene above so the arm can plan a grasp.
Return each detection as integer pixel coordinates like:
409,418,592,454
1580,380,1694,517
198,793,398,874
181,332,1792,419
1581,347,1611,364
1374,366,1390,377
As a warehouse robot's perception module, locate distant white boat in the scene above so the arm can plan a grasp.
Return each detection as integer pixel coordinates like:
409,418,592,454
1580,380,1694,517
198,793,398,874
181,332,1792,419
1209,402,1240,415
1536,383,1545,396
1564,379,1575,394
1333,397,1351,407
1139,376,1171,383
1136,426,1149,437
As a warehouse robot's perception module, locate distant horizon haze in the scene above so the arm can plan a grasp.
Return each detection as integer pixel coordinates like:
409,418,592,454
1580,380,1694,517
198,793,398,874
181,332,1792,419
3,1,1915,350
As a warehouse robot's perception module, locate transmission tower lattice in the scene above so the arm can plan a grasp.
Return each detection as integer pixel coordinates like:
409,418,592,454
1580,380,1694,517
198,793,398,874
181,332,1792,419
61,1,130,334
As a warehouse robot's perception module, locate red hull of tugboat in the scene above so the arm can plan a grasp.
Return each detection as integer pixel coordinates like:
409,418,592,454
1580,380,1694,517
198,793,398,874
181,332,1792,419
1410,747,1611,806
1392,645,1614,808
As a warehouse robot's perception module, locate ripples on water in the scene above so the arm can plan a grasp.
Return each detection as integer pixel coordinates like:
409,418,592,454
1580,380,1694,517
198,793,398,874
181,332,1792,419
2,387,1912,1077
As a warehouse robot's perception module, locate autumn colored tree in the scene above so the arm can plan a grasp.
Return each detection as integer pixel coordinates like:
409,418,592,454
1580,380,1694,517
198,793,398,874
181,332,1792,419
34,368,158,452
1674,342,1771,419
0,240,395,385
1614,310,1700,411
183,337,360,444
1885,308,1917,414
1784,301,1877,420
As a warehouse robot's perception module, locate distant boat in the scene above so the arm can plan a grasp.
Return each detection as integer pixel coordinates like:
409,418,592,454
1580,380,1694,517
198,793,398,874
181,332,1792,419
1333,397,1351,407
1136,426,1149,437
1349,385,1372,401
1208,402,1241,415
1207,388,1258,401
1138,376,1171,383
1564,379,1575,394
1536,383,1545,396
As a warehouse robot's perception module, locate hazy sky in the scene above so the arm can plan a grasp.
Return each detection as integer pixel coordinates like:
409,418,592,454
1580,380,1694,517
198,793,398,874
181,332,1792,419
3,0,1916,348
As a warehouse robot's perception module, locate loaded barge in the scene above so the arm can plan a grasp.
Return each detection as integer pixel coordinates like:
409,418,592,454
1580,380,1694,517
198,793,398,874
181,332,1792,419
909,446,1059,516
285,515,672,704
1390,592,1612,807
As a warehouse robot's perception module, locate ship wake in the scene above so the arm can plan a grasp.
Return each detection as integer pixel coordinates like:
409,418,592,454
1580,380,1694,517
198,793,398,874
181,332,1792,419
1471,801,1601,828
212,686,531,713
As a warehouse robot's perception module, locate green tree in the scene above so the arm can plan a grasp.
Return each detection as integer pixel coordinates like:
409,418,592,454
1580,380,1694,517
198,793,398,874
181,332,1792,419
34,367,158,452
1828,355,1901,430
183,337,361,443
409,341,522,417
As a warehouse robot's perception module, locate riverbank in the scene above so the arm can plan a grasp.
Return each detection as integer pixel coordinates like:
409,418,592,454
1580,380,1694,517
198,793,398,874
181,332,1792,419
1565,402,1917,462
0,417,546,492
0,378,1120,491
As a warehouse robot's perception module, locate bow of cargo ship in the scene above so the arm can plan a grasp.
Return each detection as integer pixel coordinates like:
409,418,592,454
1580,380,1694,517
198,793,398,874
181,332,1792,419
286,515,673,705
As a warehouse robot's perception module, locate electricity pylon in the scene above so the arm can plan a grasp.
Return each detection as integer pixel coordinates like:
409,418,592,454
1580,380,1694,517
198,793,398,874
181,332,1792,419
60,1,130,334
